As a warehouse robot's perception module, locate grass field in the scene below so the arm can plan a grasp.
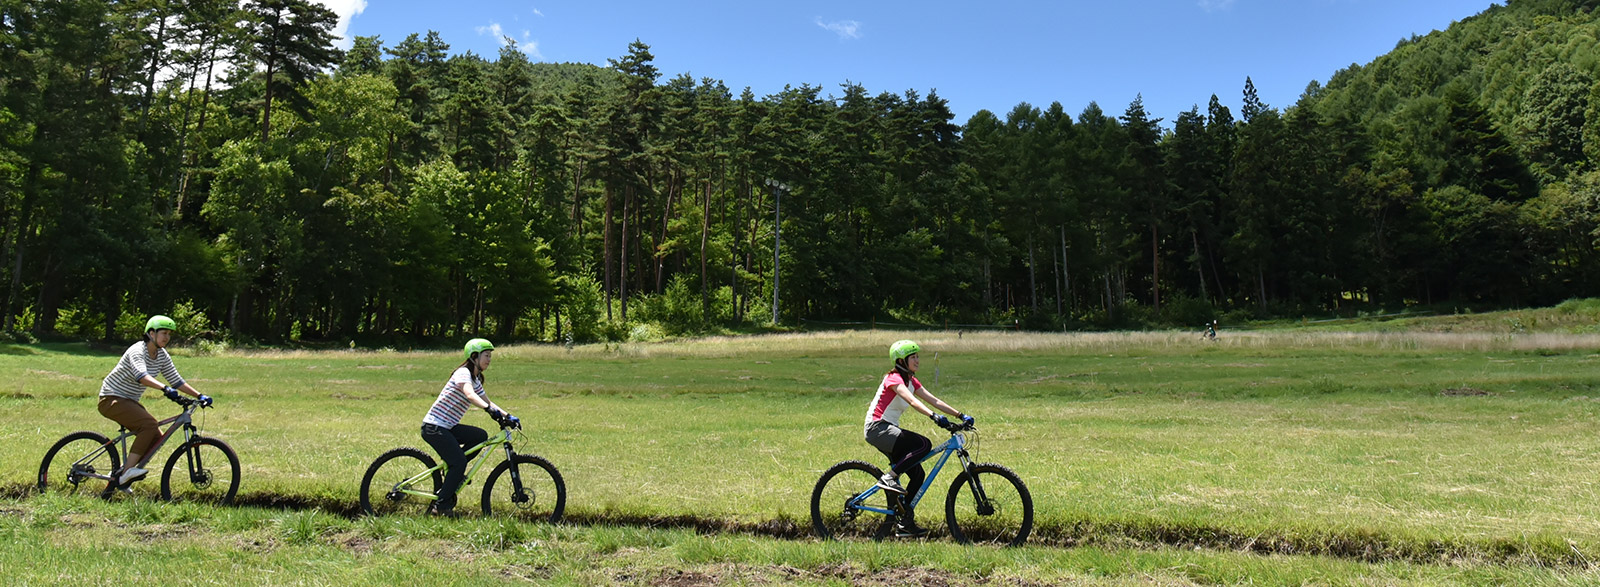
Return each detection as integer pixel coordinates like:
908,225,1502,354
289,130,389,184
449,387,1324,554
7,326,1600,584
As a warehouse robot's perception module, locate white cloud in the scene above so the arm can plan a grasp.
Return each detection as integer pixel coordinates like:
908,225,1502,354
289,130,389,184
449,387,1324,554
533,8,544,17
311,0,368,50
815,18,862,40
478,22,544,59
519,40,543,59
1197,0,1236,12
476,22,507,38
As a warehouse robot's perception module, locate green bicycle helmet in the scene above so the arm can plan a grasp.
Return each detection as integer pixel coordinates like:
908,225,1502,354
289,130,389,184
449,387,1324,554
464,338,495,360
145,315,177,333
890,340,920,362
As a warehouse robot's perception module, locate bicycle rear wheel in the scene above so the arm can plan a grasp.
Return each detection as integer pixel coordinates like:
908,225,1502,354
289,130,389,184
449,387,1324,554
359,447,441,516
944,463,1033,547
809,460,894,541
160,436,241,505
481,454,565,522
38,431,121,496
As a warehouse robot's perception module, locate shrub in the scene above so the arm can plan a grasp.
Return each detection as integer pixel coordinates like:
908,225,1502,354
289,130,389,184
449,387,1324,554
561,274,606,343
1157,293,1217,328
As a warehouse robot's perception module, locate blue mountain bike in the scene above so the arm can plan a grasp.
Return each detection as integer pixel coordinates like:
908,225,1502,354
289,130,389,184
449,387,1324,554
809,422,1033,546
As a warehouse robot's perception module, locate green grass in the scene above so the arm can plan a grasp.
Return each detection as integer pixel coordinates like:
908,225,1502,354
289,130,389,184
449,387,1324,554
8,329,1600,582
1268,297,1600,334
2,494,1594,585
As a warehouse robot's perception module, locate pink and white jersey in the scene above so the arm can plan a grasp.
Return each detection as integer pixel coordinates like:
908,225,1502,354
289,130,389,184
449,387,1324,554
864,372,923,427
423,367,487,428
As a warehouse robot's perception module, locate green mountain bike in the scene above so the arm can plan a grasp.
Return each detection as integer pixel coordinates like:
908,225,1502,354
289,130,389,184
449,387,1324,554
359,416,565,521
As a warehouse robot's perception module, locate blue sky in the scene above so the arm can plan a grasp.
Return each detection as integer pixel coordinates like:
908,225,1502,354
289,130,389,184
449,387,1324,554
321,0,1499,126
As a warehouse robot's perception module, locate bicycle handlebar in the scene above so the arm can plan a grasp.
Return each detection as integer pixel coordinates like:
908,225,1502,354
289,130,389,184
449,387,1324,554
942,421,976,434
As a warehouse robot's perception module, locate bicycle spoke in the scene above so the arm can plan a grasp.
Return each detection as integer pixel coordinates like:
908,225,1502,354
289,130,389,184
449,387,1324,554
161,437,240,504
360,448,440,517
810,461,894,541
482,454,564,522
38,432,120,497
945,463,1033,547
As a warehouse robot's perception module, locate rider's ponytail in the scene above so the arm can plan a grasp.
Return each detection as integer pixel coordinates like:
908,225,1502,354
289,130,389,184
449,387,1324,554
889,359,913,383
459,356,487,385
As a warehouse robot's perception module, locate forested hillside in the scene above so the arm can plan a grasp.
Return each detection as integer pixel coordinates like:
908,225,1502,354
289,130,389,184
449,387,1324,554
1,0,1597,344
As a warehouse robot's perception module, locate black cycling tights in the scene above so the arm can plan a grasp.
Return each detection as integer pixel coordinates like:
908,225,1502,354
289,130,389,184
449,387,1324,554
886,429,932,511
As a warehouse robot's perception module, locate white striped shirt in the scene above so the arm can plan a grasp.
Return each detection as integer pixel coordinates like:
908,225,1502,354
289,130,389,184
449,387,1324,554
423,367,487,428
99,342,185,401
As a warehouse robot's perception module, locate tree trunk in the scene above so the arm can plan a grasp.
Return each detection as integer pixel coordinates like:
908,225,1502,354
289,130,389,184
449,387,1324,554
603,185,614,321
3,162,41,331
261,49,277,142
33,253,62,335
571,160,584,239
139,8,169,133
1060,225,1071,313
176,41,220,218
1257,266,1268,310
1151,223,1161,313
620,185,630,322
700,180,711,317
1053,242,1062,316
1192,229,1208,303
1027,236,1037,311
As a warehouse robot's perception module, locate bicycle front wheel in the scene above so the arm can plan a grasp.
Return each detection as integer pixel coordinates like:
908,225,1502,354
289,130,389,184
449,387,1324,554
945,463,1033,547
38,431,121,496
160,436,241,504
809,460,894,541
481,454,565,522
359,447,440,516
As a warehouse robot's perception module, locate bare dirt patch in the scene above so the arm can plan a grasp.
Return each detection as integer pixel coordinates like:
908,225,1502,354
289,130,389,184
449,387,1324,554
1440,387,1492,396
813,563,988,586
332,533,375,554
649,569,718,587
133,524,186,543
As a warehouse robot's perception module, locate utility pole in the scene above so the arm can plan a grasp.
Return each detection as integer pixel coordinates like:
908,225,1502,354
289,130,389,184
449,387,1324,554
766,178,788,326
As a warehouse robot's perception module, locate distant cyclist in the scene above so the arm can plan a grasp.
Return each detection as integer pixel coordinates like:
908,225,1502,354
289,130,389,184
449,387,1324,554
420,338,516,517
863,339,973,537
98,315,213,489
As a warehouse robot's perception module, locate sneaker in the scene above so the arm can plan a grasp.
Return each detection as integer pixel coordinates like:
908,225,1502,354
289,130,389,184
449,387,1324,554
895,521,930,538
875,472,905,494
117,467,148,485
428,502,460,518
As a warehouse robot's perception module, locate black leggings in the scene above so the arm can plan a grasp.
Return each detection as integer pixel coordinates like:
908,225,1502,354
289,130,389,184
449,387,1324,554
878,429,931,514
421,422,488,510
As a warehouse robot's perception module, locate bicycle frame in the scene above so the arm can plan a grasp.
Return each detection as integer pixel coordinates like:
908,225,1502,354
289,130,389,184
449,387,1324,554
390,426,518,501
848,430,978,517
71,404,201,484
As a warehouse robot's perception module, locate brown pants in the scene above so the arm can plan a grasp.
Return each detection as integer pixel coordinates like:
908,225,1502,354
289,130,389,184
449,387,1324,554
98,396,160,460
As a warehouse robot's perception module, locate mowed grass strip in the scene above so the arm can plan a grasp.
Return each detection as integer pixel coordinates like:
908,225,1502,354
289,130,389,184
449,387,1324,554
4,330,1600,566
3,494,1595,585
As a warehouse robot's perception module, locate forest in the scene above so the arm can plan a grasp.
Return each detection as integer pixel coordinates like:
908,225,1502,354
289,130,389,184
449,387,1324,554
1,0,1598,343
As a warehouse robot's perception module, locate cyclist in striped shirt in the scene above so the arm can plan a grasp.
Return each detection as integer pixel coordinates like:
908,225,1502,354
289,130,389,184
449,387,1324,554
420,338,515,516
98,315,213,488
864,339,972,537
